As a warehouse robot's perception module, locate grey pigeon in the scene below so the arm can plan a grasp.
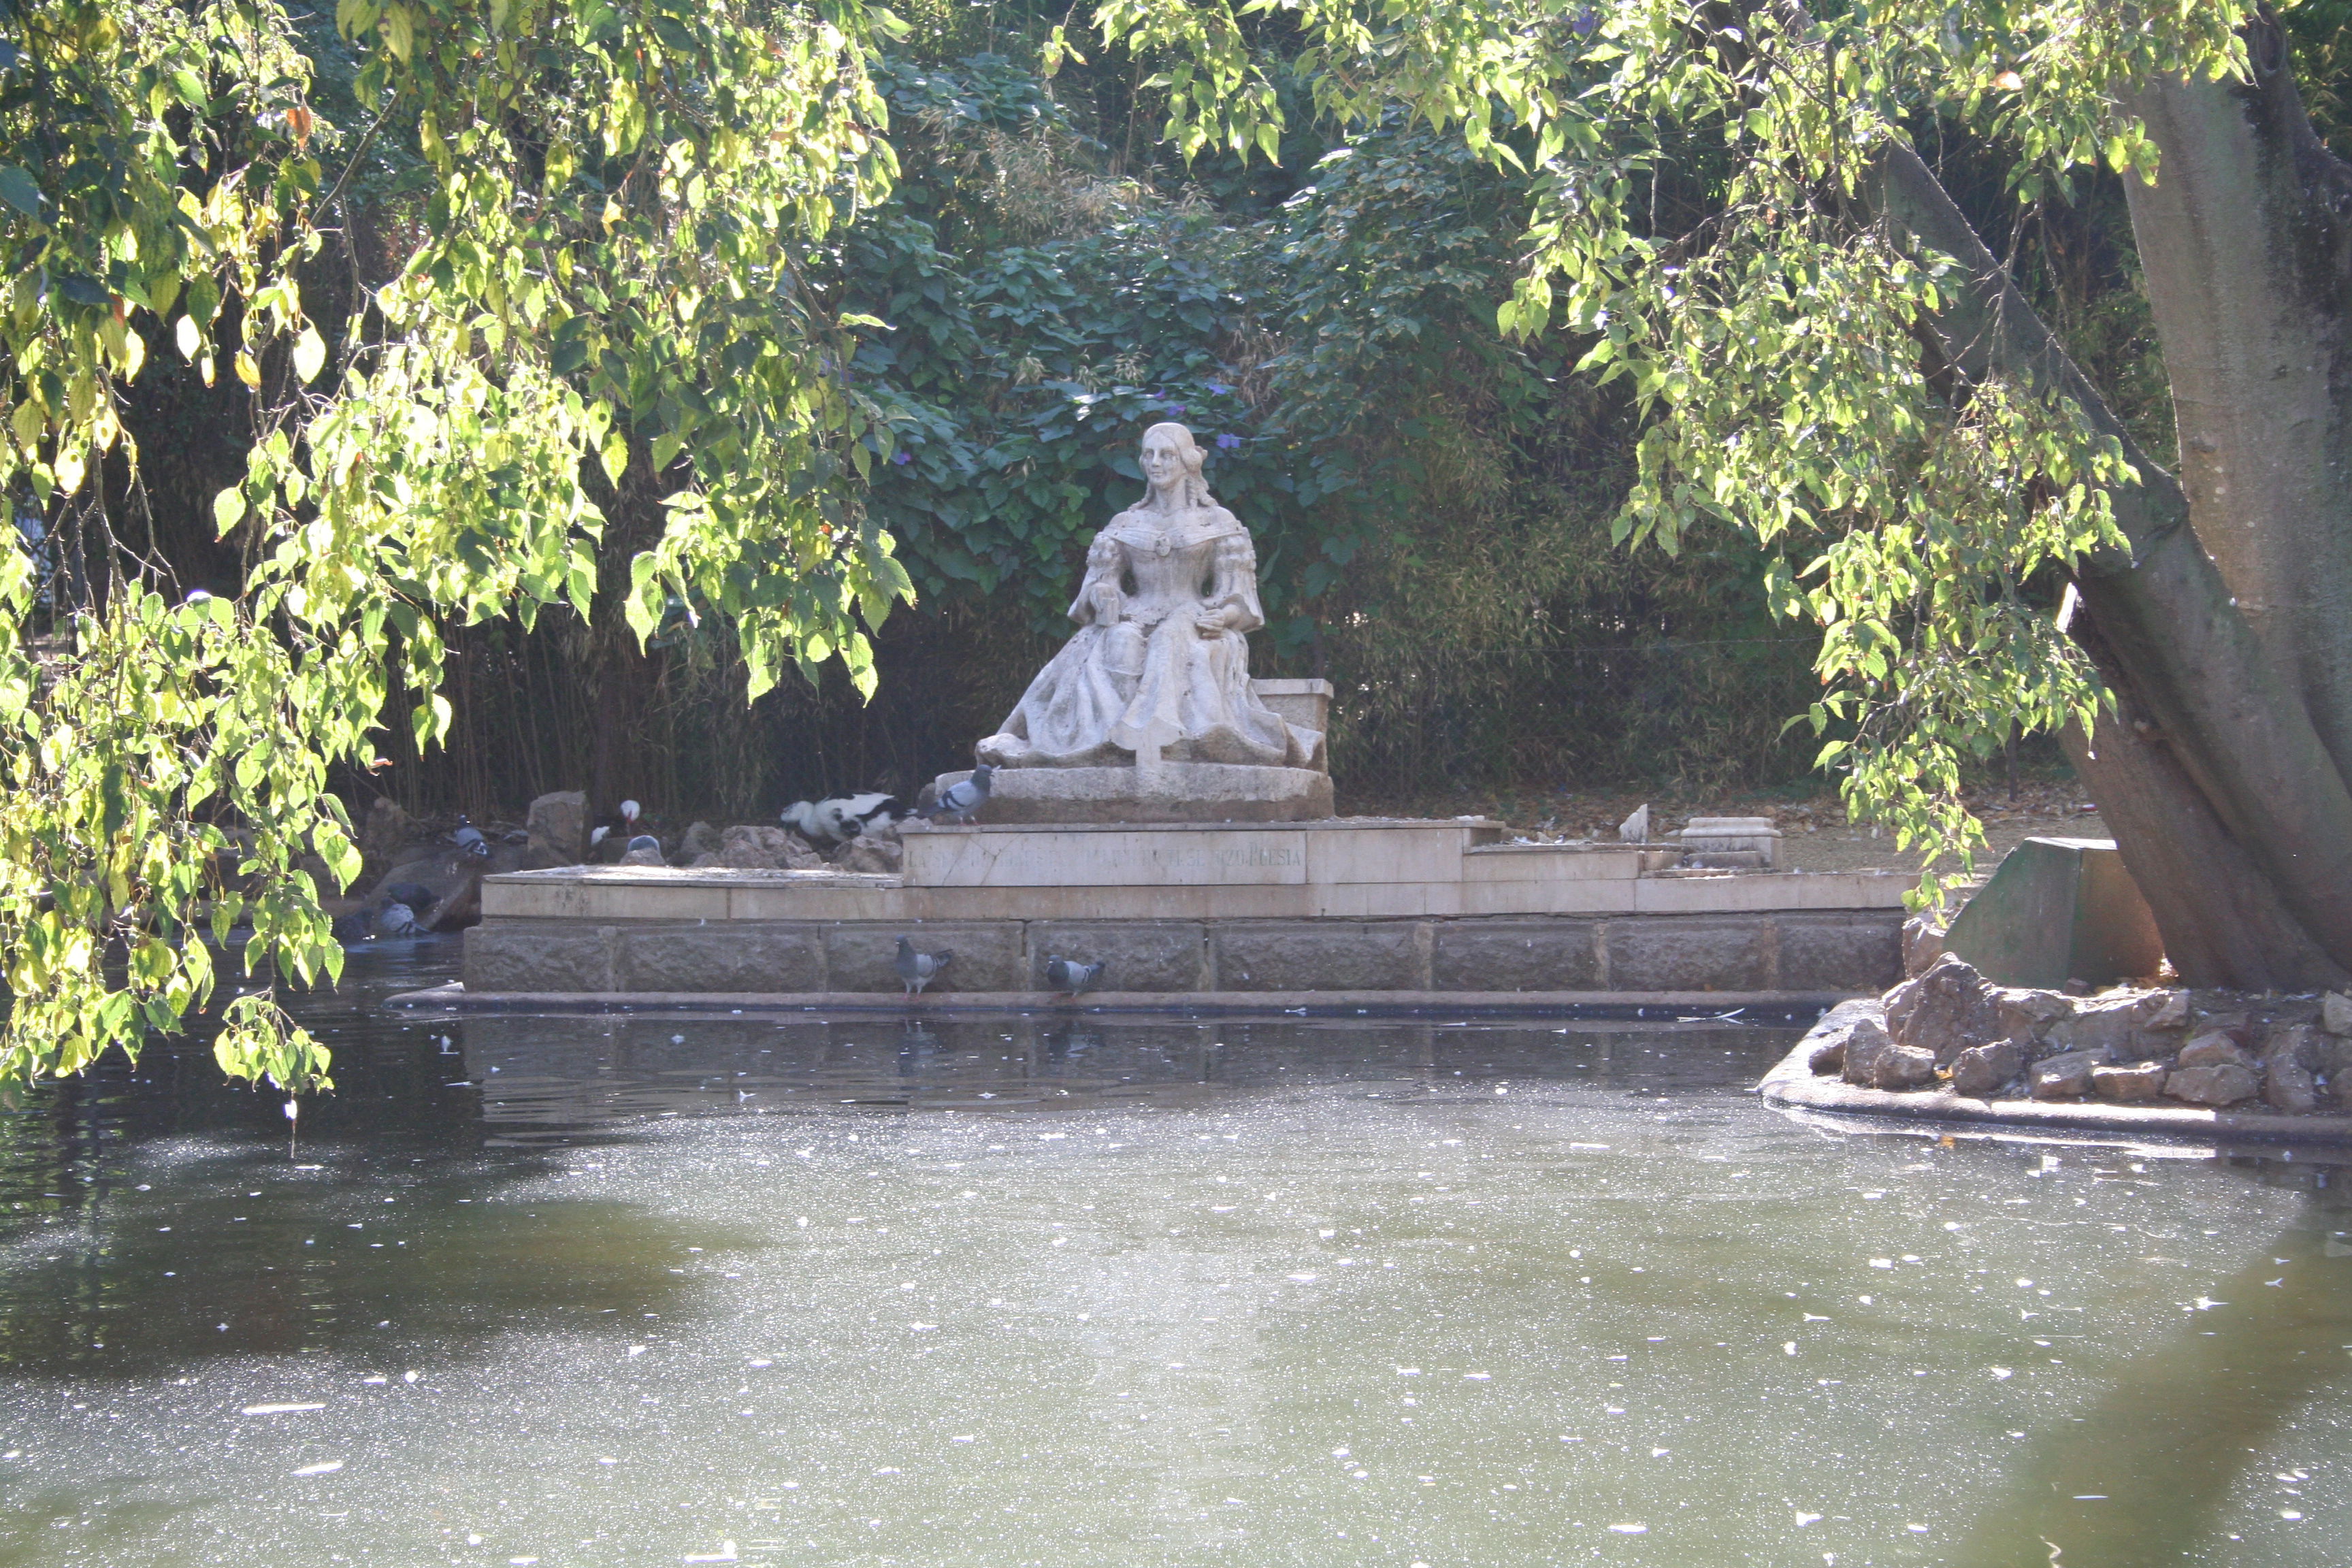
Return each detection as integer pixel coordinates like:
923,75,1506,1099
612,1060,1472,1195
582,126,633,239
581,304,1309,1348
920,764,994,823
1044,955,1107,996
374,900,420,937
451,817,489,858
894,935,953,997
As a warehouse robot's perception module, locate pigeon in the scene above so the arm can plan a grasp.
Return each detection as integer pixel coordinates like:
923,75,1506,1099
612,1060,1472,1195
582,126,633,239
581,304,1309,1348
378,881,438,913
919,765,994,823
1044,955,1107,996
374,900,420,937
894,936,953,997
625,834,661,854
451,817,489,858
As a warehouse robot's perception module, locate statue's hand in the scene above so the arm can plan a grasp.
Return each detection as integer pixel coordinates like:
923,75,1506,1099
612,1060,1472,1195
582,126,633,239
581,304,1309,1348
1089,583,1122,622
1194,605,1231,636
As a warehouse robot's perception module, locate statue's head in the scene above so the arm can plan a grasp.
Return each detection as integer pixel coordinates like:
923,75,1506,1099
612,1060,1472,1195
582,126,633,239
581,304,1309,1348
1139,421,1213,506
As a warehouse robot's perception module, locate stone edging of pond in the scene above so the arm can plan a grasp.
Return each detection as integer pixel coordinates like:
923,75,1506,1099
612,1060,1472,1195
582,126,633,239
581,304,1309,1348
388,982,1842,1025
1759,999,2352,1145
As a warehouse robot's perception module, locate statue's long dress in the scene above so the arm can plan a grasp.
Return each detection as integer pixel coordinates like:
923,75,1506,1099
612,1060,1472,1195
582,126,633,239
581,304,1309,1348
977,509,1322,769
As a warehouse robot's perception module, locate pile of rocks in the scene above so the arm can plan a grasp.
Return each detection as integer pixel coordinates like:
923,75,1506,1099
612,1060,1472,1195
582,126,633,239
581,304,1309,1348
676,820,899,875
1808,956,2352,1113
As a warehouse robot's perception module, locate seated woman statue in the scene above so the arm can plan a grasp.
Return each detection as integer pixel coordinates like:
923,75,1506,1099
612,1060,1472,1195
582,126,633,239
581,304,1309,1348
976,422,1323,771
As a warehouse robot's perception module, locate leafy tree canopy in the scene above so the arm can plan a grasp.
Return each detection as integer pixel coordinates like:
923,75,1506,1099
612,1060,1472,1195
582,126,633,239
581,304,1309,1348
1092,0,2255,892
1,0,906,1090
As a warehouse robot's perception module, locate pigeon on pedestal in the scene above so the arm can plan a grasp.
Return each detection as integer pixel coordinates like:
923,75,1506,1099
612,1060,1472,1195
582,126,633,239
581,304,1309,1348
894,936,953,997
919,766,994,824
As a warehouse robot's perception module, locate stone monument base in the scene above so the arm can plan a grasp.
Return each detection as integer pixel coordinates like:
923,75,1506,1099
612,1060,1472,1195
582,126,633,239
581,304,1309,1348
934,763,1335,824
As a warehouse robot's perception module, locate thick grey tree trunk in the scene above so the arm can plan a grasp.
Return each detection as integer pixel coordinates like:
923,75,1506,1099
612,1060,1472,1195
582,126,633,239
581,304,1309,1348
1851,13,2352,989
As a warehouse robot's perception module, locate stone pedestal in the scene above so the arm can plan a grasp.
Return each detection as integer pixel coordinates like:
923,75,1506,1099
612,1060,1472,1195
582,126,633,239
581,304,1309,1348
936,762,1334,824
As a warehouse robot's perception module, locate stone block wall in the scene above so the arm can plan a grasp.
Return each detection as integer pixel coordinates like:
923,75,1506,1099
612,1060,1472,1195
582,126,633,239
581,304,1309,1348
463,909,1905,998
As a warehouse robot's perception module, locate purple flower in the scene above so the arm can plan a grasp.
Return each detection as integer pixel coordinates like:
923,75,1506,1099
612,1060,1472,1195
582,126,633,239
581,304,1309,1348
1166,404,1186,417
1206,381,1231,395
1215,432,1242,450
891,450,913,465
1571,6,1599,35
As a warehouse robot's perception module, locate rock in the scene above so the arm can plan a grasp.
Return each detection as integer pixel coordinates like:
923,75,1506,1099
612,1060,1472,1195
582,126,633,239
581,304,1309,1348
2261,1023,2325,1073
2091,1062,2167,1101
2259,1026,2323,1112
2142,990,2190,1031
689,825,826,871
359,796,417,871
1841,1016,1895,1088
1991,986,2072,1044
2177,1031,2253,1071
834,836,903,875
1804,1003,1884,1077
2191,1009,2251,1044
1900,914,1948,979
370,843,527,930
2262,1060,2319,1113
2040,994,2146,1057
2030,1050,2104,1100
525,790,587,865
681,821,723,861
1950,1038,2025,1098
1871,1042,1938,1091
2167,1062,2259,1107
1884,957,2006,1065
2324,992,2352,1036
619,845,667,868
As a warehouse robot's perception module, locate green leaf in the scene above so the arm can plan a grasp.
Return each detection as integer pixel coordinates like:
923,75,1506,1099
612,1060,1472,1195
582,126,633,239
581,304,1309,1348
0,165,44,218
291,326,327,385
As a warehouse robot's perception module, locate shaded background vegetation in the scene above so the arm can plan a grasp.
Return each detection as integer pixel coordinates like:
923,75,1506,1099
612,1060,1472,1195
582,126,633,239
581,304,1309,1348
73,0,2352,826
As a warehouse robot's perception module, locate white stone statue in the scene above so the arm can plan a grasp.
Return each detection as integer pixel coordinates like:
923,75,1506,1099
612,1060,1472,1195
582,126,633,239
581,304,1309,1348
976,422,1324,771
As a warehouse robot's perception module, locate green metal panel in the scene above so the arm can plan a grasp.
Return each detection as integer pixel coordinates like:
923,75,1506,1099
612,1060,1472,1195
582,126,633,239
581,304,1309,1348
1943,838,2163,990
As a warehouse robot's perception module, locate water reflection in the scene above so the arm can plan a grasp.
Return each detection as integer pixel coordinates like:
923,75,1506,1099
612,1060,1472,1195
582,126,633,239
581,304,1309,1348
0,943,2341,1565
1951,1159,2352,1565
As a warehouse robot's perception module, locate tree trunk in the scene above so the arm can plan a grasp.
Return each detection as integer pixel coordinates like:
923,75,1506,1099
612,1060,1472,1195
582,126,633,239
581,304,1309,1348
2123,20,2352,775
1855,76,2352,986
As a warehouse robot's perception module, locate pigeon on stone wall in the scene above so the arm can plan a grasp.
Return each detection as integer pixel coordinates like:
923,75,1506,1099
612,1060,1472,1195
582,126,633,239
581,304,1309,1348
451,817,490,858
894,936,953,997
918,766,994,823
1045,956,1107,996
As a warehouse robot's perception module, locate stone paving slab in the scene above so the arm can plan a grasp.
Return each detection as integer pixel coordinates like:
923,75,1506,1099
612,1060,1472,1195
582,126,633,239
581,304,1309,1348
1759,1000,2352,1146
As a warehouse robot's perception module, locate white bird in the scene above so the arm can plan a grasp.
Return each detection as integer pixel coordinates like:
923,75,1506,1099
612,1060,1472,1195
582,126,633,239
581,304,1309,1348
782,792,911,845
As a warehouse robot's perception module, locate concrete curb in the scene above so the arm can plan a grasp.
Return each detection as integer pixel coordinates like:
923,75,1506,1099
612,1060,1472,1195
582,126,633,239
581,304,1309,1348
1759,1001,2352,1147
388,983,1844,1024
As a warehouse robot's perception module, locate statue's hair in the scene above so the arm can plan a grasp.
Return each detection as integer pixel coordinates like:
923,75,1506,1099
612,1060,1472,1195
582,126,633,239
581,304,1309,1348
1141,421,1216,508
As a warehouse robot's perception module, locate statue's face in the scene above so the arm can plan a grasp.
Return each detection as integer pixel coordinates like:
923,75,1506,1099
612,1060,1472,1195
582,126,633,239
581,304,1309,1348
1140,431,1185,489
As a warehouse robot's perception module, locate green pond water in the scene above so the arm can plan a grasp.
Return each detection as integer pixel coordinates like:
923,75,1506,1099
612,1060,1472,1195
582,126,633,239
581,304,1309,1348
0,938,2345,1566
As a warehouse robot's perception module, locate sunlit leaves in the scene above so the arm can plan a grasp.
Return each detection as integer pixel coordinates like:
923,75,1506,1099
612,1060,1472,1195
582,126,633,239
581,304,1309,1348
0,0,911,1090
1098,0,2255,904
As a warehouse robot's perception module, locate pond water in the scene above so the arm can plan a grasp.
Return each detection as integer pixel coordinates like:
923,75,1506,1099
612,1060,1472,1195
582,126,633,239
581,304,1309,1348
0,939,2345,1566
